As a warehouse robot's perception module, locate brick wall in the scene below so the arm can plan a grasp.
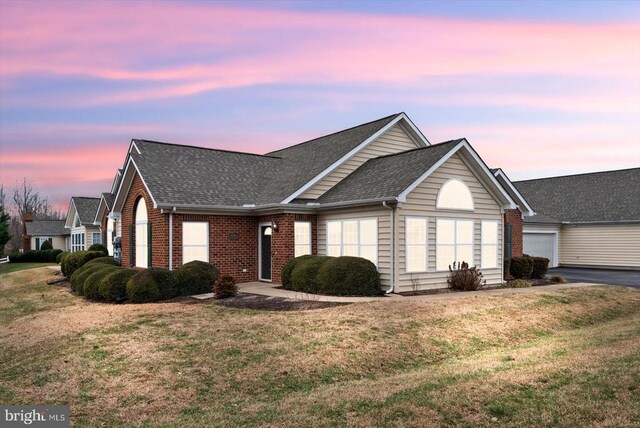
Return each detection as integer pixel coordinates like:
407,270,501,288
121,173,169,268
504,208,523,257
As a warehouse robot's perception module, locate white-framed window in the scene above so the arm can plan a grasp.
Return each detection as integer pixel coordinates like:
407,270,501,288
92,232,102,245
436,179,474,211
294,221,312,257
182,221,209,264
35,237,53,250
135,198,148,268
436,219,474,271
481,220,499,269
74,215,81,227
71,233,84,252
405,217,428,273
326,218,378,266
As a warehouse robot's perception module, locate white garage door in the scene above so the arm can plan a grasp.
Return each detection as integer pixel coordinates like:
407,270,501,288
523,233,556,266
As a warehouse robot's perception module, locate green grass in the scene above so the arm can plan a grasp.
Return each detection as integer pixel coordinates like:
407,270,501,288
0,262,56,275
1,267,639,427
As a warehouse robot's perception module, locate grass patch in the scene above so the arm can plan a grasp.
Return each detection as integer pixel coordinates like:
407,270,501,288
0,262,56,275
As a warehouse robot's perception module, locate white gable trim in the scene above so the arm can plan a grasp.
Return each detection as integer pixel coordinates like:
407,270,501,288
64,199,78,229
129,141,141,154
493,169,536,217
110,169,123,194
93,196,109,225
112,156,158,213
397,140,517,209
280,113,427,204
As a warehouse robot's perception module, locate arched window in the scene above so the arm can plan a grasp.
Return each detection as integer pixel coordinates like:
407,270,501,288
135,198,148,268
436,179,474,211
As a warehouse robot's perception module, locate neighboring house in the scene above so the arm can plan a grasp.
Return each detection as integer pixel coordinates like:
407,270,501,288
108,113,522,292
64,196,102,252
94,192,116,255
515,168,640,269
24,218,70,251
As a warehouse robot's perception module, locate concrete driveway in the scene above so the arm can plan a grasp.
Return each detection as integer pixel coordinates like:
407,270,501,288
549,267,640,289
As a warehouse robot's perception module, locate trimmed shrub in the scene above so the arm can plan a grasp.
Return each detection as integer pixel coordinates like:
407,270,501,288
447,261,486,291
99,269,137,302
61,251,104,278
290,256,332,294
9,249,63,263
56,251,68,264
531,257,550,279
550,275,567,284
70,263,115,294
316,256,382,296
88,243,109,255
174,261,220,296
40,240,53,250
126,268,177,303
510,256,534,279
214,275,237,299
509,279,531,288
85,256,119,268
281,255,315,290
83,266,122,300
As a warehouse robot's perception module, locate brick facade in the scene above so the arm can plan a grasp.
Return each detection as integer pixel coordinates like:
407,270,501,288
504,208,523,258
119,172,318,283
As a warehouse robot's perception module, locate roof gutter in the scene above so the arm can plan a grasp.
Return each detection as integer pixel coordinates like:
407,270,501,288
155,198,398,213
382,201,395,294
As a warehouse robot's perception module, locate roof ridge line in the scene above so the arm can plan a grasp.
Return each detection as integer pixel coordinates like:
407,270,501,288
515,166,640,183
367,138,463,161
266,113,402,155
134,139,283,159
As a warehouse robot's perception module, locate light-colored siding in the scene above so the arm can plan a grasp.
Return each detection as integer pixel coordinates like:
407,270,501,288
301,124,420,199
86,226,101,246
559,224,640,268
30,236,66,251
317,207,392,288
396,153,504,292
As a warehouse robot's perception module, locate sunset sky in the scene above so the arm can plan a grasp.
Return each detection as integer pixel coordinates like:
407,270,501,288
1,0,639,212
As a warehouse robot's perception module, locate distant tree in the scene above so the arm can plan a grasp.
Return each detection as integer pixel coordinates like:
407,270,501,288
11,179,65,221
0,205,10,254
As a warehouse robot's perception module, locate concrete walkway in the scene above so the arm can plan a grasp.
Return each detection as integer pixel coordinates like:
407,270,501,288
192,281,621,303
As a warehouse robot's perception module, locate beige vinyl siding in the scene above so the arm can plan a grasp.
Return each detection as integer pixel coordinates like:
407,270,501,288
301,124,420,199
86,226,101,246
559,224,640,268
318,207,392,288
396,153,504,292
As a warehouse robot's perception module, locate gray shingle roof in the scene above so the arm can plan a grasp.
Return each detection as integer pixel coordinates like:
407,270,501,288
102,193,115,210
72,197,101,225
25,220,69,236
514,168,640,224
131,113,403,207
317,140,462,203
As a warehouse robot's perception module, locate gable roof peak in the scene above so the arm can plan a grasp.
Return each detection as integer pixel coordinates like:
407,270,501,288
132,138,281,159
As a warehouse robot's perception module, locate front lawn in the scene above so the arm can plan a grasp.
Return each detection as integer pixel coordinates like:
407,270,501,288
0,262,56,275
1,267,639,427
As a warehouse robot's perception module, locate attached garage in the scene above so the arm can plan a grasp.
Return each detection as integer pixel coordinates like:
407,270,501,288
523,232,557,267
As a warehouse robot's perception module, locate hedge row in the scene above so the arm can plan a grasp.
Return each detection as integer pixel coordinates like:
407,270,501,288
509,256,550,279
67,259,222,304
9,249,63,263
282,255,382,296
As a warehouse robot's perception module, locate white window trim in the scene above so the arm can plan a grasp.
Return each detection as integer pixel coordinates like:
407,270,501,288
182,221,209,264
435,218,475,272
405,216,429,273
294,221,312,257
135,198,149,269
436,178,475,212
325,217,378,266
92,232,102,245
36,237,53,250
481,220,499,269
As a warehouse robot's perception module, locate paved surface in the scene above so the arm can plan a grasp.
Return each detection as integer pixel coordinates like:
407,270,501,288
549,267,640,289
191,281,608,303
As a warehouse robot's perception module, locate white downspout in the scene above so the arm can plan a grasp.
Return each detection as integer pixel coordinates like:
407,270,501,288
382,201,395,294
168,207,176,271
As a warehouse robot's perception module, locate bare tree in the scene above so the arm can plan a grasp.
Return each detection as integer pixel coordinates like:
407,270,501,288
11,179,64,220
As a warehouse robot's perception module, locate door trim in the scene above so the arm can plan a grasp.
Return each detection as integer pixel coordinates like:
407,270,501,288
258,222,272,282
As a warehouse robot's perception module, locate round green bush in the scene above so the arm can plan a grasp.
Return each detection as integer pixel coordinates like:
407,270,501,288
83,266,122,300
88,243,109,255
531,257,550,279
40,240,53,250
174,260,220,296
317,256,382,296
509,279,532,288
290,256,332,293
85,256,119,267
510,256,533,279
62,251,105,278
70,263,115,294
281,255,315,290
56,251,68,264
126,268,177,303
99,269,138,302
214,275,237,299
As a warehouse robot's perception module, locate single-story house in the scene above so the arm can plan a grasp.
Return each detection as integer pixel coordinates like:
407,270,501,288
514,168,640,270
64,196,102,252
108,113,530,292
23,217,69,251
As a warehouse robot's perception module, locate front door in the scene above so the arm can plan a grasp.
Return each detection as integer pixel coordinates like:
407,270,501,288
259,225,272,281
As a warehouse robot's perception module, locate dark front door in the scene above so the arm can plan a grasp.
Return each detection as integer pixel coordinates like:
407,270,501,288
260,225,272,281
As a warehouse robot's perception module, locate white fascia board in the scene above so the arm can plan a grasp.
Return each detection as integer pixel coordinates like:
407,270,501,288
93,197,107,224
398,112,430,146
129,140,141,154
112,156,159,213
493,169,536,217
280,114,408,204
110,169,123,194
64,199,78,229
